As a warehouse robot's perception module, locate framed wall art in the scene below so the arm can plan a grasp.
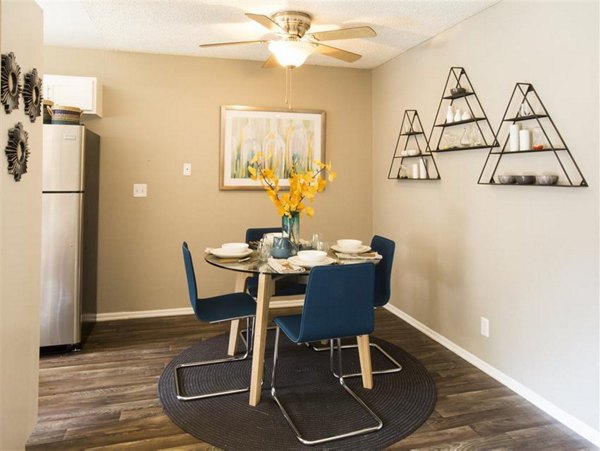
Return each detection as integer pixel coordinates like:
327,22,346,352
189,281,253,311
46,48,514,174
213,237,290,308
220,105,326,190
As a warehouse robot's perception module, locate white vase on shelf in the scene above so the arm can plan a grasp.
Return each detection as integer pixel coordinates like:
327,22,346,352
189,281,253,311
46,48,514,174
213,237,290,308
446,106,454,123
454,108,462,122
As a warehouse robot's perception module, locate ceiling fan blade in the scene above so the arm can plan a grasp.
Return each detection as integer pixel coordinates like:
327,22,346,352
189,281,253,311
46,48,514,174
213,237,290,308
262,55,279,69
314,43,361,63
199,39,267,48
307,26,376,42
246,13,286,33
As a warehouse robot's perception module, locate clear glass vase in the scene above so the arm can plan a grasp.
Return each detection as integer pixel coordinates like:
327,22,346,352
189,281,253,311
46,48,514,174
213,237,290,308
282,211,300,253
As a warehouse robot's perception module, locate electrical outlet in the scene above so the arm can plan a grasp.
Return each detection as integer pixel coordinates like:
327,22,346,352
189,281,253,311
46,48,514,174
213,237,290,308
480,317,490,338
183,163,192,176
133,183,147,197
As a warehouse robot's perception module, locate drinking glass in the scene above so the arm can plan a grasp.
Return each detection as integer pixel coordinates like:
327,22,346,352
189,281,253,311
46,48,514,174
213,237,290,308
257,239,271,261
316,240,330,252
311,233,320,249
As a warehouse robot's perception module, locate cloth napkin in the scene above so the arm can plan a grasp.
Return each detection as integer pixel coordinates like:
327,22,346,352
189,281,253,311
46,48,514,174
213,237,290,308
335,251,383,261
267,258,305,273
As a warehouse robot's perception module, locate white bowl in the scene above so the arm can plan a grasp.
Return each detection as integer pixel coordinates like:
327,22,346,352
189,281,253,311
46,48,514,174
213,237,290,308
336,239,362,250
297,250,328,262
211,247,253,258
221,242,249,250
407,149,419,156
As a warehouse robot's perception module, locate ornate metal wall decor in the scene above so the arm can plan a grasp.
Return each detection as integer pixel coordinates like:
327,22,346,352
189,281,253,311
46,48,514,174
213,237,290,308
1,52,22,114
23,68,43,122
5,122,30,181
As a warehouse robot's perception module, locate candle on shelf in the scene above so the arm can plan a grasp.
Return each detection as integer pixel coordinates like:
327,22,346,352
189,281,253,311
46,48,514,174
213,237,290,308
509,124,520,152
419,159,428,179
411,163,420,179
519,129,531,151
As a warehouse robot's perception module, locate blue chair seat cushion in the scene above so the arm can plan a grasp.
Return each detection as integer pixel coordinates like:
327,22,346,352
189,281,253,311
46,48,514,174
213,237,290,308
194,292,256,323
274,315,302,343
246,276,306,297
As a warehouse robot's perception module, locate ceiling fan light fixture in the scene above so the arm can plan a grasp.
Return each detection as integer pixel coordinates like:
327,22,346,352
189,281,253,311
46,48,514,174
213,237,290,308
268,40,314,68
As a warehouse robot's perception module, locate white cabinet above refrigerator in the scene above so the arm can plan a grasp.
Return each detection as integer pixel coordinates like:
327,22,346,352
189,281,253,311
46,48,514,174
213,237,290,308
43,74,103,117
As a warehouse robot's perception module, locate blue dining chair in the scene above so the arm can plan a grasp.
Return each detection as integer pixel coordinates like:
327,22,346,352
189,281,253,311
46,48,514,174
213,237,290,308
271,263,383,445
244,227,307,298
175,242,257,401
312,235,402,378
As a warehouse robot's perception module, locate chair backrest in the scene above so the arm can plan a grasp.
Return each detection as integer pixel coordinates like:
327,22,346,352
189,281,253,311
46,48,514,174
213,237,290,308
182,242,199,314
297,263,375,343
370,235,395,308
245,227,281,244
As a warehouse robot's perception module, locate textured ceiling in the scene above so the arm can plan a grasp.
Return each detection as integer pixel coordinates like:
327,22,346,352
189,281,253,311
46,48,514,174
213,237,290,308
35,0,500,69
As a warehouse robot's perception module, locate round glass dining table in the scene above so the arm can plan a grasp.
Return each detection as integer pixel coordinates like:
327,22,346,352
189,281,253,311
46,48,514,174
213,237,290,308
204,251,303,406
203,250,375,406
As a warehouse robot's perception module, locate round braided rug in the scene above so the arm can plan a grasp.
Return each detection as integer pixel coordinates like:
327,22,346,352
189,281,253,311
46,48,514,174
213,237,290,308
158,332,436,450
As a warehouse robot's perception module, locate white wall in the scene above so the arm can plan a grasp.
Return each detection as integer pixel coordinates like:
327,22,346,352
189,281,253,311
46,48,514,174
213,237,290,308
0,0,43,448
373,0,598,438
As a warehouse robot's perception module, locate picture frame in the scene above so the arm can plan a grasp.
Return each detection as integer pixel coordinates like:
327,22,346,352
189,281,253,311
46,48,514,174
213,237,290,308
220,105,326,190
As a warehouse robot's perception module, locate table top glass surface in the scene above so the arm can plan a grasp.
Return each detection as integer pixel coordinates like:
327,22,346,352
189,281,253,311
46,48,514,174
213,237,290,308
204,249,379,275
204,251,283,275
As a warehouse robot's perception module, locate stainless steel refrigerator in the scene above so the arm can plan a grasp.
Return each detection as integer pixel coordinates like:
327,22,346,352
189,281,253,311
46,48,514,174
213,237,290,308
40,124,100,350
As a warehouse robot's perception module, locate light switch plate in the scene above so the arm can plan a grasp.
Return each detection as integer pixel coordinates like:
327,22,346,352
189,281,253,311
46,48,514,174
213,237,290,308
480,317,490,338
133,183,147,197
183,163,192,176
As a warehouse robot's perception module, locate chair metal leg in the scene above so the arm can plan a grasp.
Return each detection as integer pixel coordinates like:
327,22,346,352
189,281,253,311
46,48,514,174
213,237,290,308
314,340,403,378
271,330,383,445
239,322,276,351
175,317,253,401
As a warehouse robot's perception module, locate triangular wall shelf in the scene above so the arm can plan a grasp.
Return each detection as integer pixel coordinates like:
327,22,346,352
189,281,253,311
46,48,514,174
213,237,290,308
478,83,587,187
388,109,441,181
428,67,499,153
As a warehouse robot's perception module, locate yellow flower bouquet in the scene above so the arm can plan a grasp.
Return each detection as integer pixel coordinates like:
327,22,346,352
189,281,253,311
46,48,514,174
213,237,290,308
248,152,336,244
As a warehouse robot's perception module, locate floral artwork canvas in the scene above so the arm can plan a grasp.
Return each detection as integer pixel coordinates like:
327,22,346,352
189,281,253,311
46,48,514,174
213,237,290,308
220,106,326,190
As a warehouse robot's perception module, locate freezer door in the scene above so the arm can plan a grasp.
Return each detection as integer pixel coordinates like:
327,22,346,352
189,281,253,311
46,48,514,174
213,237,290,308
43,124,84,192
40,193,83,347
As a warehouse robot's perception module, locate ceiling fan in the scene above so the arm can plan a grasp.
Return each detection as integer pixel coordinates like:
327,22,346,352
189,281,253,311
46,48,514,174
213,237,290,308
200,11,377,68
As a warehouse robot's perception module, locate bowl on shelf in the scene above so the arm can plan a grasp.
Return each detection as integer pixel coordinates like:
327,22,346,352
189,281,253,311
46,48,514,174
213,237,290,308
497,175,516,184
407,149,419,156
450,87,466,96
297,250,327,263
336,239,362,250
221,242,249,250
536,175,559,185
515,175,536,185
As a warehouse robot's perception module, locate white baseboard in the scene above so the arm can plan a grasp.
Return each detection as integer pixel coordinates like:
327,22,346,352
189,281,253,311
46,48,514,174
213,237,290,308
96,299,305,322
384,303,600,447
96,307,194,321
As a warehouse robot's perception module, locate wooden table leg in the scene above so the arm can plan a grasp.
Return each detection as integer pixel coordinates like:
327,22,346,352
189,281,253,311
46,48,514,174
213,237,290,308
356,334,373,389
249,273,272,406
227,272,248,356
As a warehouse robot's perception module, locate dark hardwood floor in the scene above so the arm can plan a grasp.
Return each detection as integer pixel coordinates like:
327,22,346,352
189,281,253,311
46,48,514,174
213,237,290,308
28,308,595,450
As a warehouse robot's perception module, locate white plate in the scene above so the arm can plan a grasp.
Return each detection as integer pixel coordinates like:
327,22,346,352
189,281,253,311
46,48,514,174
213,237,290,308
288,256,336,268
210,248,253,258
330,244,371,254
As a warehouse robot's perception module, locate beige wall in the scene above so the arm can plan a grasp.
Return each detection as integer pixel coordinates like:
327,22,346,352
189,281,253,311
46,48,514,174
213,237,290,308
373,0,598,434
0,0,43,448
43,47,372,314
